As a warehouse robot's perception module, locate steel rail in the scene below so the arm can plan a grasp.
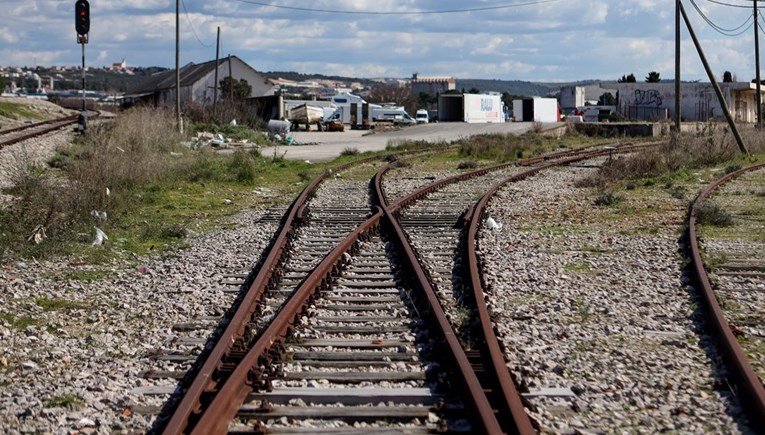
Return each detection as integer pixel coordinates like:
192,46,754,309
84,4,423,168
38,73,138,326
189,210,384,434
459,143,685,433
0,113,97,149
0,114,79,135
160,156,377,434
373,167,508,434
688,162,765,426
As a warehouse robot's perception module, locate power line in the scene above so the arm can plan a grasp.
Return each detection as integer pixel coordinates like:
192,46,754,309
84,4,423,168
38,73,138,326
703,0,755,9
691,0,753,35
229,0,559,15
182,0,214,48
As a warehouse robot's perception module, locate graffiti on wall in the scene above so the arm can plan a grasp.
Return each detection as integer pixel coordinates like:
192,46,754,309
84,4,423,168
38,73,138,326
634,89,663,107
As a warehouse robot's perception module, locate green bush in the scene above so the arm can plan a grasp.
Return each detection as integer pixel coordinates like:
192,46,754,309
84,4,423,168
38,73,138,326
696,202,733,226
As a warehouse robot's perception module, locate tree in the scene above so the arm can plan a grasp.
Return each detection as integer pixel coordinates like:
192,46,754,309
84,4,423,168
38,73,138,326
598,92,616,106
467,87,481,94
367,83,418,115
645,71,661,83
0,76,5,93
617,73,636,83
722,71,735,83
219,77,252,101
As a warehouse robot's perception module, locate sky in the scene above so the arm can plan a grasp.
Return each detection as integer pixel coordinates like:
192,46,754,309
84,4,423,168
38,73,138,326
2,0,764,83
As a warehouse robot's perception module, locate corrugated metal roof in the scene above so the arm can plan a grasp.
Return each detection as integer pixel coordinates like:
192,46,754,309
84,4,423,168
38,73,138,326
125,56,266,96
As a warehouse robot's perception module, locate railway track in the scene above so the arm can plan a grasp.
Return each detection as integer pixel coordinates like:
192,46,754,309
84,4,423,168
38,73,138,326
153,142,648,434
688,162,765,427
0,113,94,149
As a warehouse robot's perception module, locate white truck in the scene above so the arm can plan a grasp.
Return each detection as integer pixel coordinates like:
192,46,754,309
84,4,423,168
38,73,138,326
415,109,429,124
323,92,415,127
370,106,416,125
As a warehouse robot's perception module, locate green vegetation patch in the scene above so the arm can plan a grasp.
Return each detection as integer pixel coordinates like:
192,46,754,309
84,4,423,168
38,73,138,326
695,202,734,227
0,312,41,330
0,102,46,121
45,394,83,408
563,262,596,276
34,296,88,312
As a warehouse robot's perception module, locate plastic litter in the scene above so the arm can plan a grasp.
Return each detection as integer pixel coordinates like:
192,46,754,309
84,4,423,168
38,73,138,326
229,119,237,126
92,227,108,246
27,225,46,244
486,216,503,230
90,210,107,222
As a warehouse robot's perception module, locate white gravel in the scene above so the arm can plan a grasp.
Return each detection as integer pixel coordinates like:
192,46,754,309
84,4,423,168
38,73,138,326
478,160,752,433
0,209,278,434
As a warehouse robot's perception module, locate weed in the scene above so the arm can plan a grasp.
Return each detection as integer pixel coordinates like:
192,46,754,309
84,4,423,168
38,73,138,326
594,191,624,207
45,394,83,408
457,161,478,170
695,202,734,226
227,150,257,183
340,147,360,156
34,297,87,312
0,313,40,330
725,164,742,175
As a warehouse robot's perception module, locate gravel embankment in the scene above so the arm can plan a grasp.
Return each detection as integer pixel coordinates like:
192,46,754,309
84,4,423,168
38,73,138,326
1,210,278,433
479,160,752,433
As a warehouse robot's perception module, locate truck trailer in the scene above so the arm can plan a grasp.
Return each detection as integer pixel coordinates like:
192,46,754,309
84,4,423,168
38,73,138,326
438,93,504,123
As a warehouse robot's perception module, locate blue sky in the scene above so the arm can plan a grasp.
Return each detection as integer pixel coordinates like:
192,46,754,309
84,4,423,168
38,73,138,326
2,0,763,82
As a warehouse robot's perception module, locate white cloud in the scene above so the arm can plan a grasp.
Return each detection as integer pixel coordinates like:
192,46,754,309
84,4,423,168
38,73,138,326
0,0,760,82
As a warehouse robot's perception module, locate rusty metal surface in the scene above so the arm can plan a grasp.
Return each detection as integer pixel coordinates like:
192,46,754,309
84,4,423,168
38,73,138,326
373,169,505,434
161,172,330,434
0,113,89,149
189,211,384,434
160,153,391,434
688,162,765,426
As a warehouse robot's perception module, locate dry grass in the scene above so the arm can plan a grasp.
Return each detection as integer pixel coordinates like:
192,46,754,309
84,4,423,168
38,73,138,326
578,122,765,189
0,106,273,259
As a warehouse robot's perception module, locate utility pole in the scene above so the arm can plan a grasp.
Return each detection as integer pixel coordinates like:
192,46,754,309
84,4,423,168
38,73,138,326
755,0,762,128
679,1,749,155
213,27,220,118
175,0,182,133
675,0,681,132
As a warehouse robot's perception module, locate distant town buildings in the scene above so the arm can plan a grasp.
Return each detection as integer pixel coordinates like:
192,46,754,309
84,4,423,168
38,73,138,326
410,73,456,94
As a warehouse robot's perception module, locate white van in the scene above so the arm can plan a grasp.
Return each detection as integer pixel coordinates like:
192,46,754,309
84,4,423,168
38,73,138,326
415,109,429,124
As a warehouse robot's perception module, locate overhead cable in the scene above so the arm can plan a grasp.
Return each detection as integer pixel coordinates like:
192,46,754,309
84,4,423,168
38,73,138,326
230,0,559,15
182,0,215,48
691,0,753,36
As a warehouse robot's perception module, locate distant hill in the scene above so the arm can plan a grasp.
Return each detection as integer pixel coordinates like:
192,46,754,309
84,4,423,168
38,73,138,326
263,71,380,87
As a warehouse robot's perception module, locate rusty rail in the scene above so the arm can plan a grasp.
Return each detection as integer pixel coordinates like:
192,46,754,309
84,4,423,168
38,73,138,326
688,162,765,426
373,168,512,434
378,143,650,434
0,113,97,149
160,157,372,434
188,210,384,434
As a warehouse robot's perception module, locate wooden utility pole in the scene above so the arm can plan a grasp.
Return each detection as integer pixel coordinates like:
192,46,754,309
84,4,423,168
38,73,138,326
675,0,681,131
755,0,762,128
213,27,221,117
679,1,749,155
175,0,182,132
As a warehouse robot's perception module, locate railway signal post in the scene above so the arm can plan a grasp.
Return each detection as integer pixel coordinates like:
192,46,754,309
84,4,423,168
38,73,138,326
75,0,90,132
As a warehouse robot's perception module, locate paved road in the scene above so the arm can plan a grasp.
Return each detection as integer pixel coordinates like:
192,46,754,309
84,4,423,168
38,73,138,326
259,122,560,162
